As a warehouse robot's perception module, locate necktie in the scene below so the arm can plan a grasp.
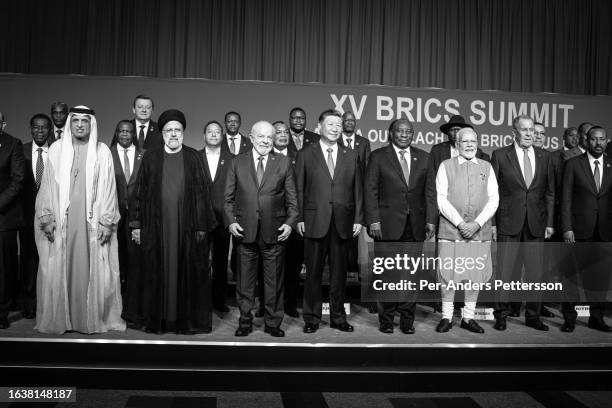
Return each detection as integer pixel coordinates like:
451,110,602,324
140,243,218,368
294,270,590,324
138,125,145,150
230,137,237,154
326,147,335,178
346,138,353,149
35,147,44,190
257,156,265,186
123,149,131,182
295,134,303,150
56,129,62,141
399,150,410,184
594,160,601,192
523,148,533,187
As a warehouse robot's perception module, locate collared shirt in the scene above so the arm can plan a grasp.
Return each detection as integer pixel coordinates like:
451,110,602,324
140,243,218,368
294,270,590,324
514,143,535,180
291,130,304,150
117,144,135,177
205,146,221,181
578,146,586,154
252,149,268,172
31,142,49,175
274,147,288,156
436,156,499,228
587,152,604,188
135,120,150,140
319,140,338,164
391,143,411,173
227,133,243,154
343,133,355,149
52,126,64,141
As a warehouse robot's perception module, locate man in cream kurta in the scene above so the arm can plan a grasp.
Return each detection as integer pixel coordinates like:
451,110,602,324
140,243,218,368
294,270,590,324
34,106,125,334
435,127,498,334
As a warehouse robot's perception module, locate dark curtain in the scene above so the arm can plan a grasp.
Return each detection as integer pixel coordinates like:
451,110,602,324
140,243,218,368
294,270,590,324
1,0,611,95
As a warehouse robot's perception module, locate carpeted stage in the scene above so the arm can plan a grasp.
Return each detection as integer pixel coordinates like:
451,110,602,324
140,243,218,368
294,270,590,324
2,304,612,392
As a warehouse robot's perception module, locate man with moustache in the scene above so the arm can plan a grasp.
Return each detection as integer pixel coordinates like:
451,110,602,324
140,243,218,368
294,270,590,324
35,106,124,334
430,115,489,173
435,127,498,334
491,115,555,332
561,126,612,332
18,114,52,319
131,95,163,151
110,120,143,299
222,111,252,155
201,120,233,312
128,109,215,334
297,109,364,334
288,107,319,155
0,111,25,329
224,121,298,337
365,118,437,334
50,102,68,143
272,121,301,317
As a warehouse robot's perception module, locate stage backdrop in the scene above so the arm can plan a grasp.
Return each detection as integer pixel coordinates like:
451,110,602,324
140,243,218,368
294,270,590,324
2,74,611,154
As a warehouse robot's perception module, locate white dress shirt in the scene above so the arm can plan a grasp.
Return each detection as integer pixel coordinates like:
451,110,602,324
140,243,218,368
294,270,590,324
319,140,338,164
227,133,243,153
578,146,586,154
436,156,499,228
135,120,150,140
252,149,268,172
587,152,604,188
31,143,49,175
391,143,411,173
116,144,135,178
343,133,355,149
514,143,535,181
206,147,221,181
274,147,288,156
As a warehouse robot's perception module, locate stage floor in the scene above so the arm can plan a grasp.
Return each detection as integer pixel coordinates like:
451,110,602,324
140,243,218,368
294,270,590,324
2,304,612,346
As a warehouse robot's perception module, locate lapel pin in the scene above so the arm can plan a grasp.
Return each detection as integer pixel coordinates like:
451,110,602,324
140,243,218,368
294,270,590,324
413,157,417,161
220,160,225,165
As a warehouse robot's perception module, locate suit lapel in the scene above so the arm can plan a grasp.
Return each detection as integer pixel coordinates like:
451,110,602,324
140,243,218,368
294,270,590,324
506,146,528,190
111,146,122,178
314,144,333,181
530,149,545,190
246,150,258,188
578,155,598,194
129,150,144,185
600,157,612,195
386,145,408,187
442,141,452,162
260,153,279,190
334,146,349,180
200,150,213,183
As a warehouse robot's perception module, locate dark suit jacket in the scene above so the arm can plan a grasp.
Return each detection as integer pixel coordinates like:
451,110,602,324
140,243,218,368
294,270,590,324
132,120,163,151
221,133,252,155
0,132,25,231
430,141,490,172
365,144,437,241
21,142,39,227
296,142,364,240
491,144,555,237
201,147,233,224
288,130,320,155
224,151,298,244
339,134,371,166
561,154,612,241
111,145,144,213
561,146,584,162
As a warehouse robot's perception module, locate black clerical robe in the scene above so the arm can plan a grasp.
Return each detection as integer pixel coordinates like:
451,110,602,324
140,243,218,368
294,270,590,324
125,146,216,333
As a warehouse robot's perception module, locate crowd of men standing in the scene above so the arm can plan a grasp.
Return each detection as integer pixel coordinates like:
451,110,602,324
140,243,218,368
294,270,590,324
0,95,610,337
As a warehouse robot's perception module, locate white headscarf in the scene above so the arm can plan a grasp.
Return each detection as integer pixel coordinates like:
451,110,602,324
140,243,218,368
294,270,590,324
52,105,100,226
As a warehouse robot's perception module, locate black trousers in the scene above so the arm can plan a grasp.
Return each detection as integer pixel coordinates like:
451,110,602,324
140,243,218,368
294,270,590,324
377,216,418,327
0,230,18,320
494,219,544,322
236,225,285,329
18,226,38,313
302,215,349,325
283,230,304,311
210,225,231,308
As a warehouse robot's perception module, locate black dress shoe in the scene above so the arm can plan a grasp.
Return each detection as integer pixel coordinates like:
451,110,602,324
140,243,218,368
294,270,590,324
461,319,485,333
494,318,507,331
0,318,9,329
330,321,354,332
526,319,549,331
379,323,394,334
561,320,575,332
303,323,319,333
178,329,197,335
234,326,252,337
255,308,265,318
436,318,452,333
214,304,230,313
285,308,299,318
264,326,285,337
540,307,555,318
588,317,612,332
23,309,36,319
368,304,378,314
509,311,520,317
145,327,162,334
400,325,415,334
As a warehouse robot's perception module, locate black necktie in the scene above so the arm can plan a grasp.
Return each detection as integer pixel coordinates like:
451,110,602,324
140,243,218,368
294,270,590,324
35,147,44,190
56,129,62,141
257,156,265,186
138,125,145,150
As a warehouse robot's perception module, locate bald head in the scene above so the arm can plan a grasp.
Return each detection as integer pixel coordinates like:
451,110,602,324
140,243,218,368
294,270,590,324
250,121,274,156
